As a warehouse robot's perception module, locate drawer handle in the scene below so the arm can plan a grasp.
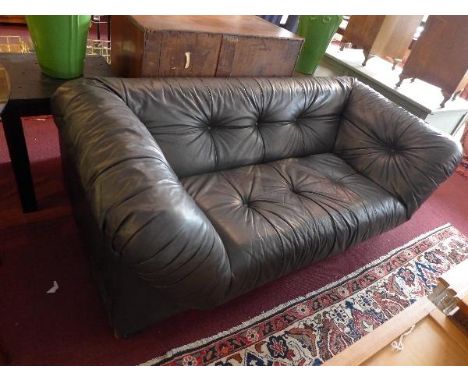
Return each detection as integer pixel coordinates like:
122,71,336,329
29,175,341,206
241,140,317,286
184,51,191,69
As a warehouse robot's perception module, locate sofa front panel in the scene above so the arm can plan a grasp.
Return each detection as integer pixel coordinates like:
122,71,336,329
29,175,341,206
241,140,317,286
182,153,407,297
103,77,354,177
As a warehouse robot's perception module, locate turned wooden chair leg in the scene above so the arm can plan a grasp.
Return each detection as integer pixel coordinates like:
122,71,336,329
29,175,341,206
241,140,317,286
362,52,373,67
452,90,461,101
391,58,402,71
440,91,451,108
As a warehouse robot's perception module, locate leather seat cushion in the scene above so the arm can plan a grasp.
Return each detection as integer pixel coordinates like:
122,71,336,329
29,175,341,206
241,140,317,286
182,153,407,298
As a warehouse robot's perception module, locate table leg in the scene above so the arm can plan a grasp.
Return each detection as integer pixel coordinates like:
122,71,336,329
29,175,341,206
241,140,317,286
1,104,38,212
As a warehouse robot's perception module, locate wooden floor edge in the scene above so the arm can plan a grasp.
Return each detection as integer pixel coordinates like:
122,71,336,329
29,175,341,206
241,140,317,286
429,309,468,353
323,297,434,366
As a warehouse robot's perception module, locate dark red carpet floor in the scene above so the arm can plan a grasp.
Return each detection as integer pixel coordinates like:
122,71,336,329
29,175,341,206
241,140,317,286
0,117,467,365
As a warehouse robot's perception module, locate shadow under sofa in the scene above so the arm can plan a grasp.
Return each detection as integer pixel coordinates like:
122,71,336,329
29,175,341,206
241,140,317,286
51,76,462,337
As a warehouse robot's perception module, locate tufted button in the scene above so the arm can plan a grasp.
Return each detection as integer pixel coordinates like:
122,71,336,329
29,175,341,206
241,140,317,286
243,199,257,209
289,184,301,194
386,144,400,155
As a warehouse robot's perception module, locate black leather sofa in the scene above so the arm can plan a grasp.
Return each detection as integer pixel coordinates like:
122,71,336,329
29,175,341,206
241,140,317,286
52,77,462,337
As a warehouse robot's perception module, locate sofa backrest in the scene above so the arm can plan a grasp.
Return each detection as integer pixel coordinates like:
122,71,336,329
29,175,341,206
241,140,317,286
105,77,354,177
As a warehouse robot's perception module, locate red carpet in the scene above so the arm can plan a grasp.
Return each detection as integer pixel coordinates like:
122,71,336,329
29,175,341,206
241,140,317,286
0,117,468,365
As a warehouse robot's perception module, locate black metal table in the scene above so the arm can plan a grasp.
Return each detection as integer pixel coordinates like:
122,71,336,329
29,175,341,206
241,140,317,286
0,53,112,212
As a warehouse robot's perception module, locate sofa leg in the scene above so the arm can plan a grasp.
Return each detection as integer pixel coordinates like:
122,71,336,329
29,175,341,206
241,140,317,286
113,328,130,340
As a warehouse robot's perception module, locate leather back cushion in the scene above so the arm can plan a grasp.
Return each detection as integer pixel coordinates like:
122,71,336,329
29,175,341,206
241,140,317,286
103,77,354,177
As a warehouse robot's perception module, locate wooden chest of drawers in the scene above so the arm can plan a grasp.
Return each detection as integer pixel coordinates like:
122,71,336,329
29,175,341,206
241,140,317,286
341,16,423,67
111,16,304,77
397,16,468,107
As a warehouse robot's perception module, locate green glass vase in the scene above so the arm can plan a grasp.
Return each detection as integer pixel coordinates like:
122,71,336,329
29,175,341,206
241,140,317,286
295,15,343,75
26,15,91,79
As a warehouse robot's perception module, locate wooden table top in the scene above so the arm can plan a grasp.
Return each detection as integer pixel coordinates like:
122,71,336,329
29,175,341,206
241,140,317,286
129,15,303,41
0,53,113,103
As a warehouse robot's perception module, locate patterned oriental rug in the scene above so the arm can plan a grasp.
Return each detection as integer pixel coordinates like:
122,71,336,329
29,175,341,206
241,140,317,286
144,224,468,366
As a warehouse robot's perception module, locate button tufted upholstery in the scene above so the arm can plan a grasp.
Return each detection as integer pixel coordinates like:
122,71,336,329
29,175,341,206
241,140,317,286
52,76,462,336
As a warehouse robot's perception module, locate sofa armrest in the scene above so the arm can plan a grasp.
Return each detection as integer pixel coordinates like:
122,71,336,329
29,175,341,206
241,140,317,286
334,81,462,217
52,78,232,308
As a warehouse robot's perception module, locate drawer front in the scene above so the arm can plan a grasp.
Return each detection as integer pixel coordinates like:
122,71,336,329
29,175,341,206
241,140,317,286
217,35,303,77
159,31,222,77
